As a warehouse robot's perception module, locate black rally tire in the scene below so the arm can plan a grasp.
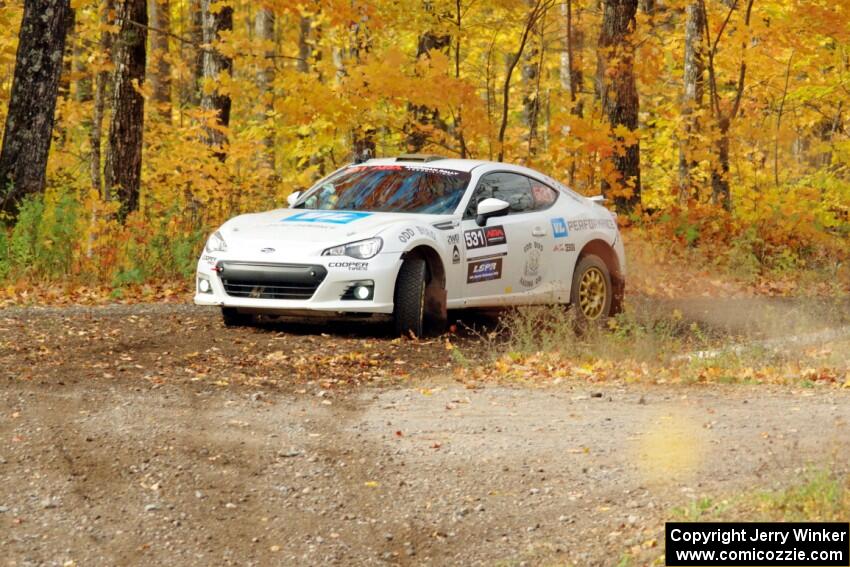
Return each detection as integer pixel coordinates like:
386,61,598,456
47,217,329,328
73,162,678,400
393,257,427,337
221,307,254,328
570,254,614,323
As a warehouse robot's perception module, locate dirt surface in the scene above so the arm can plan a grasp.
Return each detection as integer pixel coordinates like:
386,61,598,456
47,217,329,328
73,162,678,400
1,304,849,566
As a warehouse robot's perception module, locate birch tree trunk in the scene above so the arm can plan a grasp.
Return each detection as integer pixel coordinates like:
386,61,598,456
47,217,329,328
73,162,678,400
90,0,115,197
597,0,641,212
678,1,704,203
104,0,147,220
0,0,74,217
559,0,584,107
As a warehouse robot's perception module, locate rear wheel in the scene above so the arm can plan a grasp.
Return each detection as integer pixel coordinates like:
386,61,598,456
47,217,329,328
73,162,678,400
221,307,254,328
570,255,613,324
393,257,427,337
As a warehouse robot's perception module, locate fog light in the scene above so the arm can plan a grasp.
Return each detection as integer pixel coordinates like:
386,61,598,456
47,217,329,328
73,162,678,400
199,278,212,293
353,285,371,300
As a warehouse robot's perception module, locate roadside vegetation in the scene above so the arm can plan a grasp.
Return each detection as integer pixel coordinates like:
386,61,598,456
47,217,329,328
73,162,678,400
615,471,850,566
451,292,850,387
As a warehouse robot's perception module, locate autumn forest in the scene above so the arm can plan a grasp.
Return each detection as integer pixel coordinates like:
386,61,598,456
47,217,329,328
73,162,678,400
0,0,848,291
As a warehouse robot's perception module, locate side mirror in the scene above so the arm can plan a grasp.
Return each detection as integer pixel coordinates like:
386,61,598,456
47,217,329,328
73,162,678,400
475,198,510,227
286,191,302,208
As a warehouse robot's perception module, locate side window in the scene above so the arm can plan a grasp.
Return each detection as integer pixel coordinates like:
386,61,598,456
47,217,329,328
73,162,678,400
464,173,534,218
529,180,559,211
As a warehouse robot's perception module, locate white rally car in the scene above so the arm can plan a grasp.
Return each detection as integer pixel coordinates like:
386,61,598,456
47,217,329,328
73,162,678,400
195,155,625,335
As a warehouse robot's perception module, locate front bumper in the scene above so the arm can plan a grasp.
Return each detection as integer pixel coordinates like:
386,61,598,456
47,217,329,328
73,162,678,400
193,251,402,314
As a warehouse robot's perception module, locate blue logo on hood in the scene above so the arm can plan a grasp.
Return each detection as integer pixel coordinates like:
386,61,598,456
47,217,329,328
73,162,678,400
282,211,372,225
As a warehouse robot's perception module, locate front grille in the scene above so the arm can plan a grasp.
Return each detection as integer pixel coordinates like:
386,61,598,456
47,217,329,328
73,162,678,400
218,262,327,301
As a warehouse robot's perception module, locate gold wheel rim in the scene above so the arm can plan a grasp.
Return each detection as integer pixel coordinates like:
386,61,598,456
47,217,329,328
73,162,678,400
578,267,607,320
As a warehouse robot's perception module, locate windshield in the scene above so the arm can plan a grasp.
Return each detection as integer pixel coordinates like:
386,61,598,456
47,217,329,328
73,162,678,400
296,165,471,215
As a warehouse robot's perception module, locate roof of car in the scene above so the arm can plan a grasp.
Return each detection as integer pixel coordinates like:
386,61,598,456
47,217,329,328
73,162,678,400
362,156,525,174
360,157,487,172
344,156,588,203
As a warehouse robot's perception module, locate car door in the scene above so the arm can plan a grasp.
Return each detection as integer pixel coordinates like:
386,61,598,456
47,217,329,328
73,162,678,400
460,172,555,305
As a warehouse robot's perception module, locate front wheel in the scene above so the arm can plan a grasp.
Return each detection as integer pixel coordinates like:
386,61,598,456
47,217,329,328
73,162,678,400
221,307,254,328
570,255,613,324
393,257,427,337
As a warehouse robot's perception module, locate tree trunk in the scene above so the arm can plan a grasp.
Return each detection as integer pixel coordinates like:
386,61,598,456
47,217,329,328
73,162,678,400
678,0,704,203
255,7,274,170
148,0,172,121
72,29,92,103
497,0,550,163
104,0,147,220
406,31,451,152
200,0,233,159
521,7,541,157
348,18,375,162
90,0,115,197
297,15,313,74
597,0,640,212
559,0,583,110
0,0,74,218
702,0,754,211
179,0,203,107
711,117,731,210
522,0,541,151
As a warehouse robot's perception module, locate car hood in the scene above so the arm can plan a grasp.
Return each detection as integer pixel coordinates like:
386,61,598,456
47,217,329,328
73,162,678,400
221,209,443,256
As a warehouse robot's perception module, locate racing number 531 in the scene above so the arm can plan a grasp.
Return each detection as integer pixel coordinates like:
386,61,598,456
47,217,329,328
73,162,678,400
464,229,485,249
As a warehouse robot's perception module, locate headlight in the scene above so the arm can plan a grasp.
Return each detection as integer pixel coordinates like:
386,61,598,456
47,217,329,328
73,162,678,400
322,237,383,260
205,231,227,253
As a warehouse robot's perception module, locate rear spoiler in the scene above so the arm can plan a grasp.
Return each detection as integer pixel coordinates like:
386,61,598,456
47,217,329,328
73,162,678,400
588,194,618,219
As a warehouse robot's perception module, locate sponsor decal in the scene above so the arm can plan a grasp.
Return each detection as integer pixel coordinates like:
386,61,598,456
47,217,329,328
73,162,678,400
464,225,507,250
416,225,437,240
567,218,616,232
399,226,437,243
282,211,372,225
553,242,576,253
467,257,503,284
202,255,217,265
403,166,464,176
551,217,569,238
446,233,460,245
398,228,415,243
520,241,544,288
348,165,463,176
348,165,402,172
260,247,275,253
328,261,369,271
484,225,507,245
468,251,507,261
452,245,461,265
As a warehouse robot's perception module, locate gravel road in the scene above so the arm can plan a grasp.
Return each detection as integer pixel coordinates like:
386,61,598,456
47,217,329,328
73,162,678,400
1,304,849,566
